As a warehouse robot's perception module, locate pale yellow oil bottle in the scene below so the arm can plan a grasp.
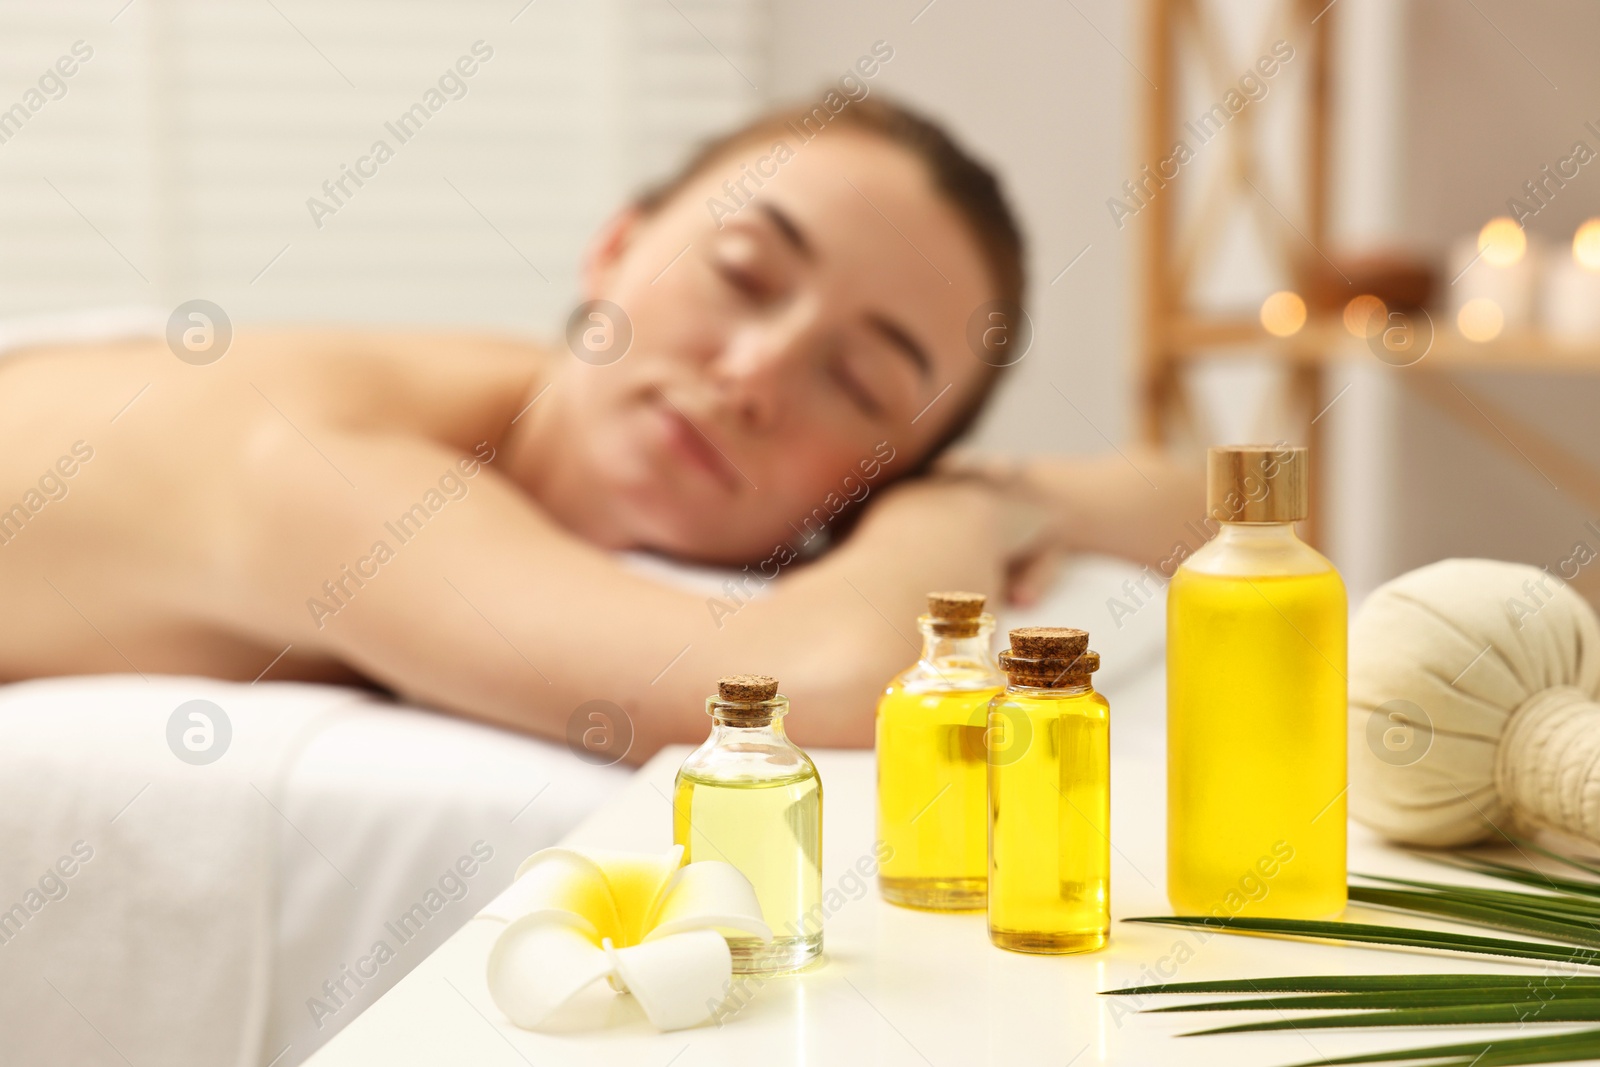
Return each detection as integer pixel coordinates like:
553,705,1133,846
1167,445,1347,920
673,674,823,974
876,591,1003,910
988,627,1110,954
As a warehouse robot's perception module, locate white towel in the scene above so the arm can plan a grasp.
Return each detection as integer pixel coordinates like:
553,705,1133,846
0,674,373,1067
0,304,165,356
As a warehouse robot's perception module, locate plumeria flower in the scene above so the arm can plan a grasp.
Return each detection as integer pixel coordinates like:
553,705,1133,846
481,845,770,1031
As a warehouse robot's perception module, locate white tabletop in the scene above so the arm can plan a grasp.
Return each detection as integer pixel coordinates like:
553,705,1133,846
306,678,1556,1067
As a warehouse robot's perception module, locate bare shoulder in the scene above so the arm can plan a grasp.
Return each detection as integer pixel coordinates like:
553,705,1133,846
205,328,556,437
235,327,553,370
219,408,547,629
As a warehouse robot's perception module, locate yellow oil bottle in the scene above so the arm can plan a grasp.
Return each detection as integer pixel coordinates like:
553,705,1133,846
987,627,1110,953
876,591,1004,910
674,674,823,974
1167,445,1347,919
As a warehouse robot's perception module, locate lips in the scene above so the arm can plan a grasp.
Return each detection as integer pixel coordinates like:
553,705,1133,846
654,395,743,494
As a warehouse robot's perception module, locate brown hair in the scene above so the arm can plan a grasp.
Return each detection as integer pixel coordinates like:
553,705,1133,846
636,94,1026,463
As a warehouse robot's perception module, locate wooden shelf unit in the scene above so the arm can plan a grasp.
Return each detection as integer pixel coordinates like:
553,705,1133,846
1136,0,1600,543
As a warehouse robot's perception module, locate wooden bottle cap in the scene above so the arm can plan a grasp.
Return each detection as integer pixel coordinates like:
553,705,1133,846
1208,445,1308,523
1007,627,1088,658
927,591,986,619
1000,627,1099,687
717,674,779,702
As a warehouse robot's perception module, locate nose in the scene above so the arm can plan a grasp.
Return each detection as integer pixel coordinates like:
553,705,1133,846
713,300,820,432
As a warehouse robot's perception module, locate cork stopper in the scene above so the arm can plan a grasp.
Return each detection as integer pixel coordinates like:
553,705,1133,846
928,591,985,619
924,590,990,638
710,674,784,725
999,627,1099,688
717,674,779,702
1008,627,1088,659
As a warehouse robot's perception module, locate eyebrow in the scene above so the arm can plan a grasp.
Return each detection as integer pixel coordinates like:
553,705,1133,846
758,202,813,259
865,313,932,379
757,200,931,380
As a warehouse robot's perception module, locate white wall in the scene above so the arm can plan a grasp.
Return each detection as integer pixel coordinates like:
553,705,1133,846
767,0,1138,457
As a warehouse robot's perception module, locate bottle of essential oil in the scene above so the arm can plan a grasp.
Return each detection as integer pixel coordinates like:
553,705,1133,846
673,674,823,974
987,627,1110,954
876,591,1005,910
1167,445,1347,919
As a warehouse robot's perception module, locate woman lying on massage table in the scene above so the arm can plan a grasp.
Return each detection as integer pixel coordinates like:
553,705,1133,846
0,98,1200,759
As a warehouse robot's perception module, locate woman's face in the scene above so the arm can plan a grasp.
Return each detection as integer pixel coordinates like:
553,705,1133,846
555,128,999,564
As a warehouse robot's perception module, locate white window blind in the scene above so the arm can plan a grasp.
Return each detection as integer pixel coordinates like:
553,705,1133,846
0,0,766,329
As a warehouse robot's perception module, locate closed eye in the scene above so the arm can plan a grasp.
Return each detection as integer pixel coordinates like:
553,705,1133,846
829,355,884,418
717,261,770,302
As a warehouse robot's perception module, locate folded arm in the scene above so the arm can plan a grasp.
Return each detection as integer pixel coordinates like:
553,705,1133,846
940,445,1207,604
233,433,1016,761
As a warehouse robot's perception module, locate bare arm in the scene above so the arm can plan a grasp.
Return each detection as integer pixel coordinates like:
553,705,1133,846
237,433,1019,762
939,446,1207,604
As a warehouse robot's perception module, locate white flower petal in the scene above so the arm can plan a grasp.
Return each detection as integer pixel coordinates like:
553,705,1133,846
485,915,614,1030
611,930,734,1031
646,861,772,943
478,848,615,933
485,846,766,1033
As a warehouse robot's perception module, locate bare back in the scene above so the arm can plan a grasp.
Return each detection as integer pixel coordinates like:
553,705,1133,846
0,332,544,685
0,328,1191,761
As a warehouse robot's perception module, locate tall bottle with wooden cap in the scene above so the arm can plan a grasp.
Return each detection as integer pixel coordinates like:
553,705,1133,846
876,591,1005,910
1167,445,1347,918
673,674,823,974
987,627,1110,953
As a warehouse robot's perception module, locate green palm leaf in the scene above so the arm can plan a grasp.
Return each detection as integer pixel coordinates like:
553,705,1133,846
1506,837,1600,881
1353,875,1600,923
1122,915,1600,967
1104,974,1600,996
1345,887,1600,946
1276,1027,1600,1067
1186,1000,1600,1035
1109,845,1600,1066
1147,986,1600,1012
1432,857,1600,901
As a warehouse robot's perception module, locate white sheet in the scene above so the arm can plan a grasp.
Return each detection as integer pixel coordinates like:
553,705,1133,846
0,675,370,1067
258,704,628,1062
0,674,627,1067
0,304,165,355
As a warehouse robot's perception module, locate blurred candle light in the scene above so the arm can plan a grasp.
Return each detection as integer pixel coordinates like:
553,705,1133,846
1451,219,1534,335
1260,290,1306,338
1478,217,1527,266
1342,294,1386,339
1458,297,1504,342
1540,218,1600,342
1573,219,1600,271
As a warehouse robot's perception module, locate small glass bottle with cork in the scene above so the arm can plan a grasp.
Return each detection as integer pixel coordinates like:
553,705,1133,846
673,674,824,975
875,590,1004,911
987,627,1111,954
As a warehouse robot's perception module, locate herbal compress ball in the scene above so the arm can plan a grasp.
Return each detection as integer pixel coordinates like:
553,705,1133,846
1349,558,1600,847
